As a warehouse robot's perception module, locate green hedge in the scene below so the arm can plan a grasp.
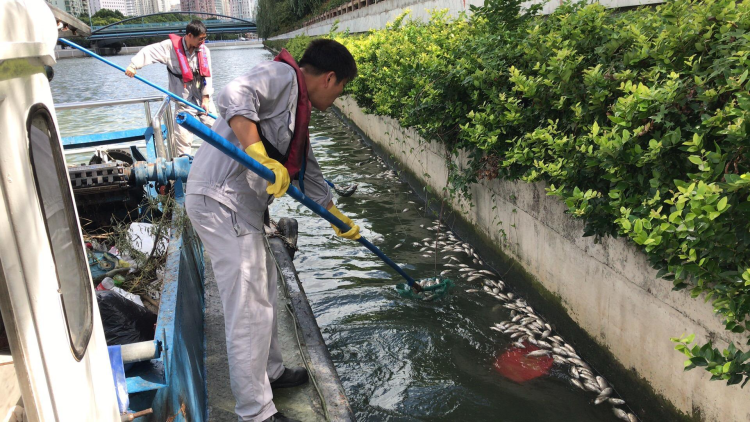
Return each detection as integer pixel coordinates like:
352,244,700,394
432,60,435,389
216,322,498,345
278,0,750,386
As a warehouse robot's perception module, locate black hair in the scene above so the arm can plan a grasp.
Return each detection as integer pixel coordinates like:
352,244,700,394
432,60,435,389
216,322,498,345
299,39,357,83
186,20,207,36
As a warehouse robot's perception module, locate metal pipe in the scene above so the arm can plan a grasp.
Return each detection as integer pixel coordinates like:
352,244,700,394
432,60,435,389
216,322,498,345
144,101,152,127
152,118,167,158
56,96,163,110
152,97,172,158
164,103,176,159
121,408,153,421
119,340,161,364
59,38,217,119
176,113,420,290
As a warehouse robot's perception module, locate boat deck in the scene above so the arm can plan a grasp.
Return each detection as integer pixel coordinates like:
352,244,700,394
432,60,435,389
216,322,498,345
204,237,353,421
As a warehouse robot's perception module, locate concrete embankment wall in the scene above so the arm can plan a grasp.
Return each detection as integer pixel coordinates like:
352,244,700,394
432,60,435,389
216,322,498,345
54,40,262,60
333,96,750,422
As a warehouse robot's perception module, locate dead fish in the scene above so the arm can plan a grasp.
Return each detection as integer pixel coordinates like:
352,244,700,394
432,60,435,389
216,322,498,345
598,387,613,398
444,264,458,268
613,408,629,421
465,289,479,293
569,366,579,379
478,270,495,276
513,341,526,349
482,286,491,293
527,350,551,357
541,329,551,339
571,379,585,390
536,340,552,349
627,413,637,422
490,326,503,333
584,382,601,393
466,275,483,282
394,243,403,249
458,263,469,268
448,257,460,263
402,208,409,213
496,293,510,301
459,268,475,272
440,270,451,276
608,398,625,406
507,293,514,300
594,396,609,405
552,354,567,365
596,376,609,391
421,254,431,258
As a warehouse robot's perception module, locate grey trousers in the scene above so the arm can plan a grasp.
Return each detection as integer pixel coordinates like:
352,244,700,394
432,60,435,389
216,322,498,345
186,194,284,421
173,101,214,157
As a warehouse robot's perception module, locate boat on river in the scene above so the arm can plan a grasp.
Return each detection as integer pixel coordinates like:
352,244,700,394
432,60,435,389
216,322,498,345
0,1,351,420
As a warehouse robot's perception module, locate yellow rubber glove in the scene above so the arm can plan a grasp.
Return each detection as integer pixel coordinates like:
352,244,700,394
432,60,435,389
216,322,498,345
245,142,290,198
328,204,361,240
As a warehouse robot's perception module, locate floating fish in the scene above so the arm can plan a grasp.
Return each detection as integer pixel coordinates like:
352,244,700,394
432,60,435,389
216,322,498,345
594,396,608,405
465,289,479,293
526,350,551,357
598,387,613,398
627,413,637,422
571,379,585,390
569,366,579,379
584,382,601,393
613,408,629,421
596,376,609,391
402,208,409,213
608,398,625,406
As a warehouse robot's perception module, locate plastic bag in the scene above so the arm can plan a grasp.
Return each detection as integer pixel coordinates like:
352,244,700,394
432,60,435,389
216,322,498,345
96,290,156,346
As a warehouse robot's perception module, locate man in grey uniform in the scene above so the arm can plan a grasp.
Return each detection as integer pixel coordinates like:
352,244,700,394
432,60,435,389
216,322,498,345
125,19,214,157
185,40,359,422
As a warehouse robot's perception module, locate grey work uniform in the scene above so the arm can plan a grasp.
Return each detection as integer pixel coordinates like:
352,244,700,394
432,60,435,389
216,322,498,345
128,38,215,156
185,61,332,422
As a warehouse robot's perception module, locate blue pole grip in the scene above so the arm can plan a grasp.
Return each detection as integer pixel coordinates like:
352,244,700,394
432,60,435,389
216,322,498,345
59,38,218,119
176,113,418,287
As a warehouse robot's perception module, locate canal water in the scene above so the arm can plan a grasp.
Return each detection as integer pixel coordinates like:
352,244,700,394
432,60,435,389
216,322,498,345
53,46,625,421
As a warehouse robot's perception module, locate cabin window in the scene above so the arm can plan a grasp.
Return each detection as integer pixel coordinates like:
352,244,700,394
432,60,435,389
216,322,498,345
27,105,93,361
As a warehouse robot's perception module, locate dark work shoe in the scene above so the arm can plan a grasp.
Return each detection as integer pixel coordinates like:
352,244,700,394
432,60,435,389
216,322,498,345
270,366,309,389
262,412,300,422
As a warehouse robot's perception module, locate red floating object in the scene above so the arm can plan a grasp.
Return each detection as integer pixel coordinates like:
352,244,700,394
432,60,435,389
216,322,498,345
494,343,554,383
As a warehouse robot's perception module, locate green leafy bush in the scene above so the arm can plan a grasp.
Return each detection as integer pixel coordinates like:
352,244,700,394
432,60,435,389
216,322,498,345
317,0,750,386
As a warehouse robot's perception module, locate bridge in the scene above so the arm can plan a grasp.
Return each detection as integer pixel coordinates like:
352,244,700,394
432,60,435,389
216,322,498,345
89,12,256,41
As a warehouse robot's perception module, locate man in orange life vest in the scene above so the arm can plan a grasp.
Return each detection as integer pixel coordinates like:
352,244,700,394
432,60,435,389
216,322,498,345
125,19,213,157
185,40,359,422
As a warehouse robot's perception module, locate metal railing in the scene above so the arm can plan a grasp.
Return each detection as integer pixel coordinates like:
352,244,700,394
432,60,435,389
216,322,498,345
57,95,175,159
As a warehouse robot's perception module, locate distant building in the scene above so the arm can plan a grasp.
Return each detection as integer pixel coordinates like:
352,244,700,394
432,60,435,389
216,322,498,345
89,0,129,15
46,0,89,16
135,0,170,14
213,0,229,16
45,0,67,12
229,0,254,20
170,3,180,12
180,0,215,16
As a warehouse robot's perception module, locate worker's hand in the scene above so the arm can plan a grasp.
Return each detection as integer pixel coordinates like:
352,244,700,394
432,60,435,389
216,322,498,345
125,65,136,78
328,204,361,240
244,143,290,198
200,96,211,115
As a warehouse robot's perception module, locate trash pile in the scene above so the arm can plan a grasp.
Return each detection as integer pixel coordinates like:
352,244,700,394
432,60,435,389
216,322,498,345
82,196,186,346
